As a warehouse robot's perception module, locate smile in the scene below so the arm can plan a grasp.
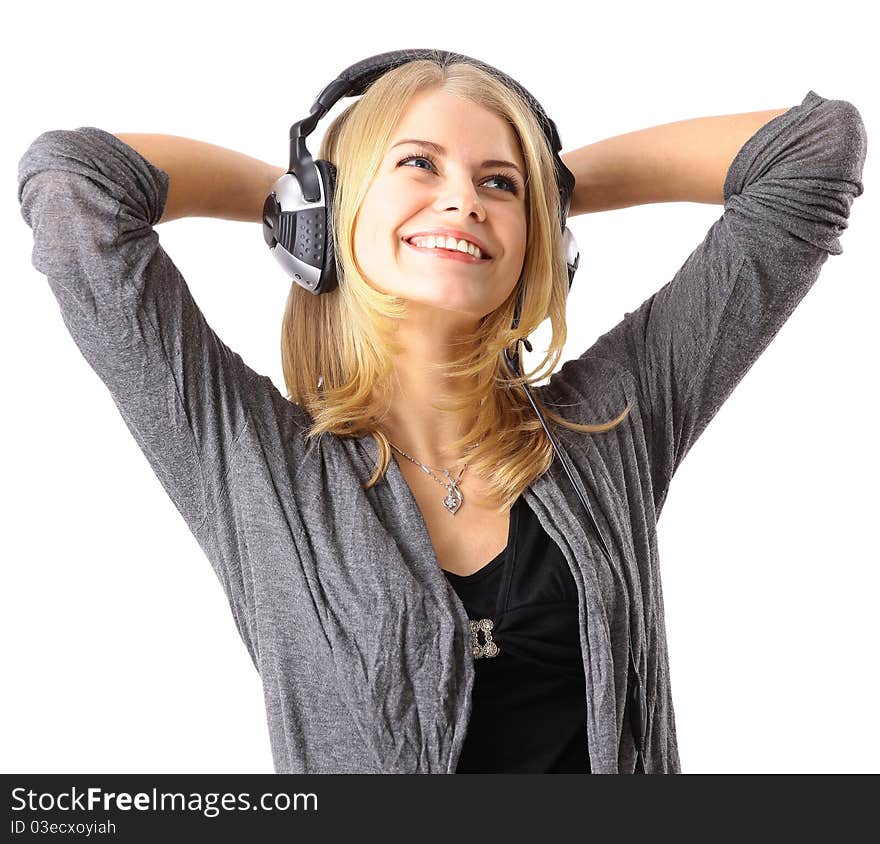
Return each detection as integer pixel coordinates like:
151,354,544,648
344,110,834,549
403,239,491,265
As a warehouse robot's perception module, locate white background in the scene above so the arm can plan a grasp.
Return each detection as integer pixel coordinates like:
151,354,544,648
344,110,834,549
1,0,876,774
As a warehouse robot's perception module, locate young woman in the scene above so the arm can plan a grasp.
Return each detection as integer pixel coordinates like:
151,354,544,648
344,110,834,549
17,55,866,773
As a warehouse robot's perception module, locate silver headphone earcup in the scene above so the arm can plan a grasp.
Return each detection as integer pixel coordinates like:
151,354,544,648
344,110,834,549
263,170,334,294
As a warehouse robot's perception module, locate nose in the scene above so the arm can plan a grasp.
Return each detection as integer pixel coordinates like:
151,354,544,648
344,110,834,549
433,174,487,222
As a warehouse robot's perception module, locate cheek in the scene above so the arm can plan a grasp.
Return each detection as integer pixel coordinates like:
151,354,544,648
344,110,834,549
506,209,527,253
356,187,405,246
507,221,528,268
352,199,385,261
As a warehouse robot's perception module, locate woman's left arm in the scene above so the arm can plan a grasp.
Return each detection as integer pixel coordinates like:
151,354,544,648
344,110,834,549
561,105,790,215
548,91,866,518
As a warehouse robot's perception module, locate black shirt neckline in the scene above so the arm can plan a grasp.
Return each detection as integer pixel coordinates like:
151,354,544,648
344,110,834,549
442,496,520,585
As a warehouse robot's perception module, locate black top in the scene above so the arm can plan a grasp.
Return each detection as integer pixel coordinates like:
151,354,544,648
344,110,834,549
443,495,591,773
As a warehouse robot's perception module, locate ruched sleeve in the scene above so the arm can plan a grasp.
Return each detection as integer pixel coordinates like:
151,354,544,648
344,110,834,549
17,126,263,538
550,90,867,516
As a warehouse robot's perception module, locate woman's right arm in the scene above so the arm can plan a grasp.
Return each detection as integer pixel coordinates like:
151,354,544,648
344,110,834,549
113,133,285,224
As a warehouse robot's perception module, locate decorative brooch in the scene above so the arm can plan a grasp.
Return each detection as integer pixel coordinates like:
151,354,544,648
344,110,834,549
470,618,500,659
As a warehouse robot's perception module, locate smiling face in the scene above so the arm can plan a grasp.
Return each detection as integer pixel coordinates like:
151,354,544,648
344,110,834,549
352,87,528,327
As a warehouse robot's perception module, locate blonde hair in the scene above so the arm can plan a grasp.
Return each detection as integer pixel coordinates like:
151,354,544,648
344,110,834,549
281,55,633,514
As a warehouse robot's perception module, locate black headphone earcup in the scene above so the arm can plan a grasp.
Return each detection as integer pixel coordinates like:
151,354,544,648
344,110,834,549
313,159,339,295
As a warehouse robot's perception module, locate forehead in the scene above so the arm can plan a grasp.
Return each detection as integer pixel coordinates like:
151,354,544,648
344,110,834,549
389,88,525,169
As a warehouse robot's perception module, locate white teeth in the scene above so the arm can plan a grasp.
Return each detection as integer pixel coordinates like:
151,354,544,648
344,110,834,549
409,235,484,258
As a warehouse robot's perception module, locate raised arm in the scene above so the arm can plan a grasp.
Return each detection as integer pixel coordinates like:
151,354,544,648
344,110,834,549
548,91,866,518
17,127,282,547
561,105,790,215
113,132,285,224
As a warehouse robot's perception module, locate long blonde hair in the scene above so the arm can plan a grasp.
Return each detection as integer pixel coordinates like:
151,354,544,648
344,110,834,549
281,54,633,514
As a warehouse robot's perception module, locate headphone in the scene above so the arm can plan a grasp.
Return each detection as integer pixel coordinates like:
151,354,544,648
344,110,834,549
261,48,647,774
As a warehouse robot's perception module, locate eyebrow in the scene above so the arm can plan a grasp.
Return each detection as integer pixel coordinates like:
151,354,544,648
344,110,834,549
390,138,524,179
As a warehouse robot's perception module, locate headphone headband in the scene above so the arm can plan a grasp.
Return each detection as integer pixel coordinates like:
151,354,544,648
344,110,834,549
288,49,575,223
317,49,564,152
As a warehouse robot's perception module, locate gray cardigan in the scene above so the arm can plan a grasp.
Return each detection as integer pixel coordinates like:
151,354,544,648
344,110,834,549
17,89,866,773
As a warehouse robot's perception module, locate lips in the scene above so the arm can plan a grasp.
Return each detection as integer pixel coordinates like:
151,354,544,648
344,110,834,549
403,238,491,264
403,229,492,258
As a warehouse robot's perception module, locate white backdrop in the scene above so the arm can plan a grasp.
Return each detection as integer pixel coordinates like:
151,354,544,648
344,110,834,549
1,0,876,774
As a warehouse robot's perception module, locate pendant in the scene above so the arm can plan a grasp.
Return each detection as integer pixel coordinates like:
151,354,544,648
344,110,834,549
442,469,463,515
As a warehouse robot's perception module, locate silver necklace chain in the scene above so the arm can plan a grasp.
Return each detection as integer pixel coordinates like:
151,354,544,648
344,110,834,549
387,440,469,515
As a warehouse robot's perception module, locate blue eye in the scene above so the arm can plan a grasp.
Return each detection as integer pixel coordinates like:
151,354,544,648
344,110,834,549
396,150,521,196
